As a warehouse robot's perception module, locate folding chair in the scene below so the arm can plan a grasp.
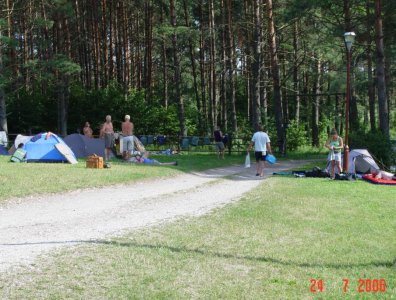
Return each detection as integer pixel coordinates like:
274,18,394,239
139,135,147,146
181,137,190,151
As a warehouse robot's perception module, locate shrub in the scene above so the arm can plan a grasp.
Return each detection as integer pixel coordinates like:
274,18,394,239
286,120,309,151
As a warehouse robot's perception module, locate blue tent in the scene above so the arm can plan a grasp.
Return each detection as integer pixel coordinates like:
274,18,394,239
0,145,8,155
23,132,77,163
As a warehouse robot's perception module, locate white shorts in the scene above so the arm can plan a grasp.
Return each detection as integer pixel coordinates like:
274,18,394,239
122,136,134,152
328,151,341,162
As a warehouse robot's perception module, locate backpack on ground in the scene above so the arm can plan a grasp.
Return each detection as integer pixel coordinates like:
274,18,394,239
10,148,27,163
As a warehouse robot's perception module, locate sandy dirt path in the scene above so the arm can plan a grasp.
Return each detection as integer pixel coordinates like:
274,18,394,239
0,160,310,273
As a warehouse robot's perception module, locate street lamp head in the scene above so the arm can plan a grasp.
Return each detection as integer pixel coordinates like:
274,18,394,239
344,32,356,51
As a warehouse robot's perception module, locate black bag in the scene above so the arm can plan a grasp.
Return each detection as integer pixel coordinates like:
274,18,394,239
335,173,356,181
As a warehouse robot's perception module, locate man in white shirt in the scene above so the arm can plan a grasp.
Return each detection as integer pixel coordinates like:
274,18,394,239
247,124,272,177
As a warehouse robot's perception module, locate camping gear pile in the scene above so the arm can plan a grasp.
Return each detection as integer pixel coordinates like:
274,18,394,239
273,149,394,184
325,149,379,174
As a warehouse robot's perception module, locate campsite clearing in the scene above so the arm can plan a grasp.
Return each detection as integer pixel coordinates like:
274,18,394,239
1,169,394,299
0,160,307,274
0,154,244,204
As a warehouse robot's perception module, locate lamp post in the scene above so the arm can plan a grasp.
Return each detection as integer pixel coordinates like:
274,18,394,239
343,32,355,173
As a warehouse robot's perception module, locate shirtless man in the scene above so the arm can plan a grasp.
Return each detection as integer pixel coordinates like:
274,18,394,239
100,115,114,161
121,115,134,160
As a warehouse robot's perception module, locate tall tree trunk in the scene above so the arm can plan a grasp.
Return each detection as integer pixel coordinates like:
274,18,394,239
266,0,284,154
81,2,91,88
160,2,168,108
226,0,237,132
91,0,100,89
374,0,389,137
122,2,130,92
6,0,17,77
251,0,261,129
144,0,153,101
282,61,289,124
0,20,7,134
220,0,227,131
57,76,69,137
170,0,186,136
366,0,376,132
312,58,321,147
183,0,203,133
260,56,268,126
101,0,108,86
0,90,6,134
293,20,300,123
302,70,309,123
243,0,252,123
208,0,217,130
199,0,207,132
136,13,142,89
74,0,84,85
109,2,114,83
55,15,69,137
115,1,123,85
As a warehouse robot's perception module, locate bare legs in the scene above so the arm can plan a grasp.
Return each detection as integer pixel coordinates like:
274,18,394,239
105,148,111,161
336,160,342,174
330,160,342,178
256,160,265,177
218,149,224,159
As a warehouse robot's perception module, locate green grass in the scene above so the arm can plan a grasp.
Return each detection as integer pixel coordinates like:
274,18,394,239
0,153,245,203
1,177,395,299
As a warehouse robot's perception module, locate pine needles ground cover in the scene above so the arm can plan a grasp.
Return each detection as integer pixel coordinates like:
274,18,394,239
2,177,395,299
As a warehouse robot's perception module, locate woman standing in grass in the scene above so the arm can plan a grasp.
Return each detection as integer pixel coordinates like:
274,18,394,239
213,127,225,159
325,128,344,179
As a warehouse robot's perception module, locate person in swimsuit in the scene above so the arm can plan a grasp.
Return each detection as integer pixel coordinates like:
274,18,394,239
325,128,344,179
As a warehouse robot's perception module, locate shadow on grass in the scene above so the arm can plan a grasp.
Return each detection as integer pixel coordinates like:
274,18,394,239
2,239,395,269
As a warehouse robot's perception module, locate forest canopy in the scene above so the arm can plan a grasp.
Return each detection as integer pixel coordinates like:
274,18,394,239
0,0,395,161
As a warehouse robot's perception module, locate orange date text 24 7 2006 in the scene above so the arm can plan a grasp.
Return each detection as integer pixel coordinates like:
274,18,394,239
310,279,387,293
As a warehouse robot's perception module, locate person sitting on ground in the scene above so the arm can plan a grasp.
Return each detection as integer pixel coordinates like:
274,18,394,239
372,169,396,180
325,128,344,179
10,143,27,163
121,115,134,160
83,122,93,138
213,127,225,159
100,115,114,161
